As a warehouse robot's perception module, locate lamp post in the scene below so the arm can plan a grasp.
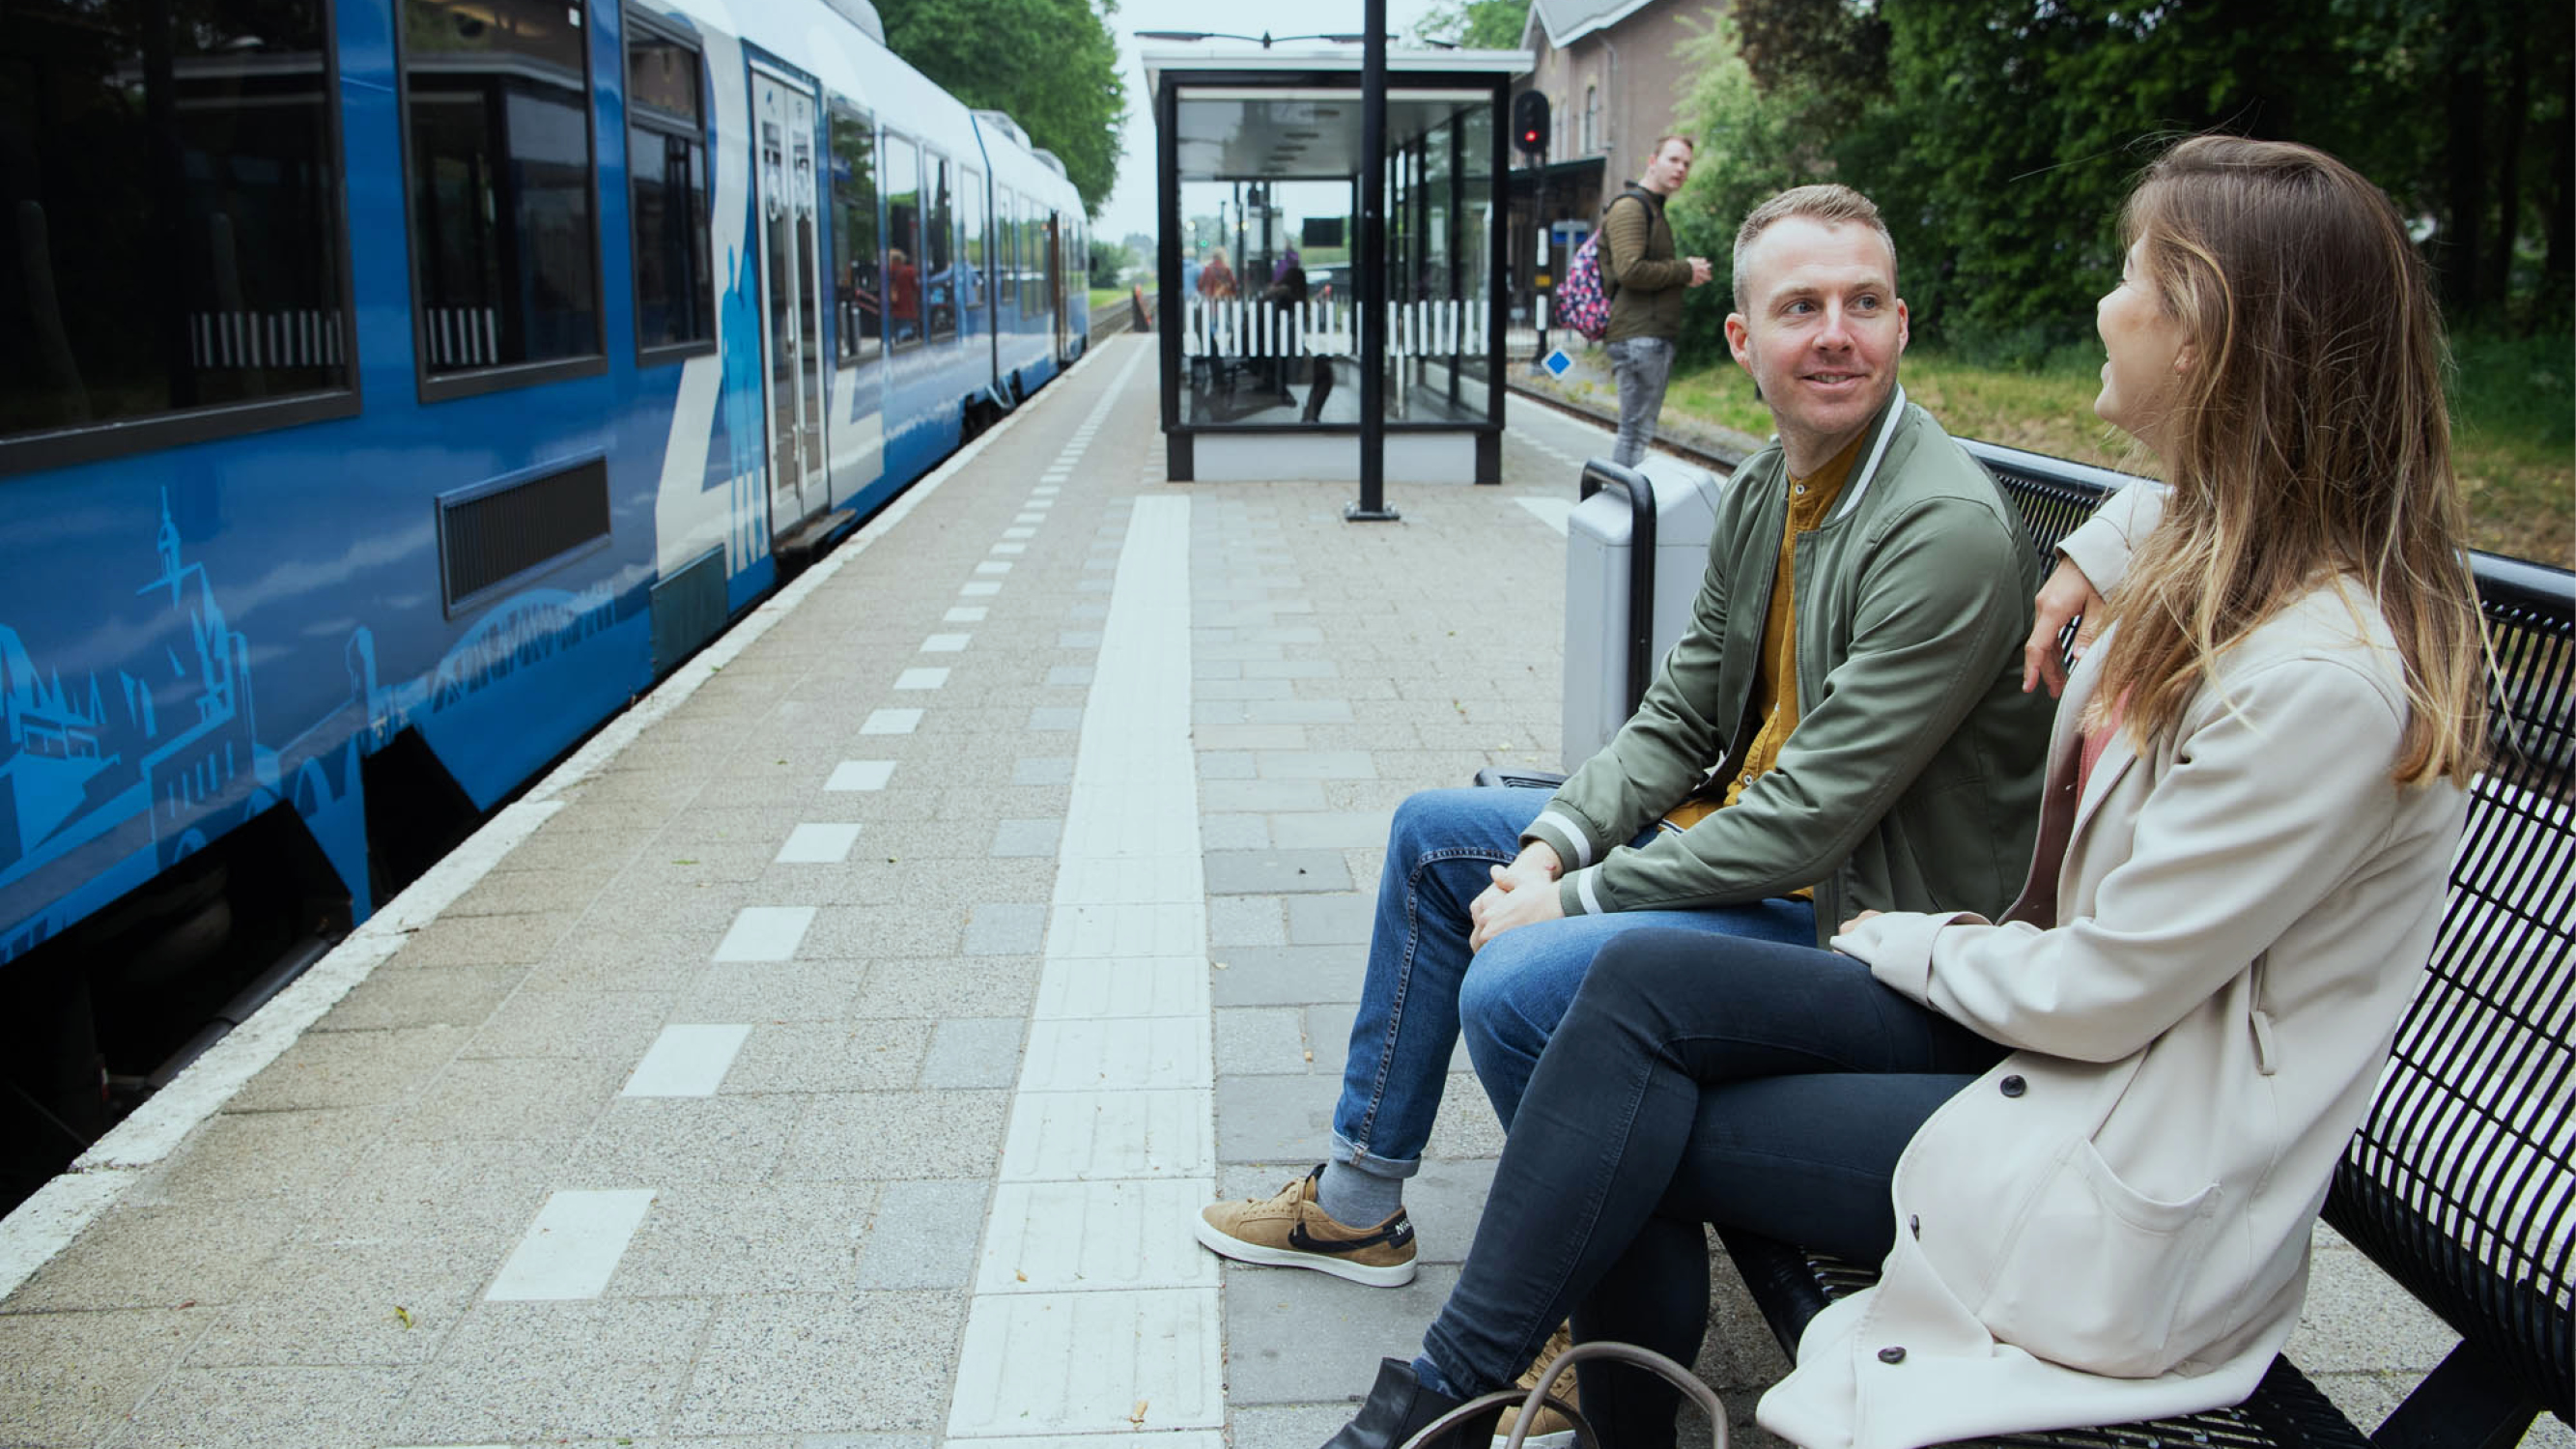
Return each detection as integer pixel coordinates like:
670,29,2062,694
1345,0,1398,522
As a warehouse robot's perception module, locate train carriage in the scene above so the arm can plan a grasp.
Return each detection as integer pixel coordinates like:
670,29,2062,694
0,0,1089,1174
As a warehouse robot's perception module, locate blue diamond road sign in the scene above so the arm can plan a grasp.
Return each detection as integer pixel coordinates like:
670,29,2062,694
1542,347,1574,379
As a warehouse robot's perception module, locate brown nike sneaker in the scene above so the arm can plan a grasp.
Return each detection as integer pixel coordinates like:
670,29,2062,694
1195,1165,1418,1287
1493,1321,1579,1449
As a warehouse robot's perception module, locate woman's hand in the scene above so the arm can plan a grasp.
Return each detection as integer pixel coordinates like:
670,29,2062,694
1839,909,1882,933
2024,558,2109,698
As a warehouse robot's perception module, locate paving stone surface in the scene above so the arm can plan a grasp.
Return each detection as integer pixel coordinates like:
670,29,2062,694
0,338,2531,1449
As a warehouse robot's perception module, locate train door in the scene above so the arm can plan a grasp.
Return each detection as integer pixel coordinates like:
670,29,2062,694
752,69,829,538
1046,213,1068,362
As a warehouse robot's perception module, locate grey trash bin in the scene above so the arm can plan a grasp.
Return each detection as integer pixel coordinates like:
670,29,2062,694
1561,455,1727,770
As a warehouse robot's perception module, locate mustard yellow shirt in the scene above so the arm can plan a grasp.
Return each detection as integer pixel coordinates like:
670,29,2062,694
1660,431,1865,896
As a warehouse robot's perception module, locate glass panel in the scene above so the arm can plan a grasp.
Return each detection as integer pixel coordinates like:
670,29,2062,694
403,0,601,377
627,26,699,126
958,167,984,336
881,130,920,348
1017,208,1035,315
1175,90,1496,428
997,188,1016,323
3,0,347,440
828,101,880,363
629,32,710,353
924,153,955,341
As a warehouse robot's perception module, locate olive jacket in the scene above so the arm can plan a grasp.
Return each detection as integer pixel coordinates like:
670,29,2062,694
1770,484,2468,1447
1521,390,2053,946
1600,185,1688,344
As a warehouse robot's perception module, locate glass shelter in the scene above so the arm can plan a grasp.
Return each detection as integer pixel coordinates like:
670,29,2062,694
1146,47,1527,484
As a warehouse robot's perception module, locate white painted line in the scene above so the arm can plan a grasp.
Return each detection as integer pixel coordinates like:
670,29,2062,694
713,906,815,962
1044,903,1207,960
1033,957,1209,1021
1022,1018,1213,1092
958,1423,1226,1433
777,822,863,863
948,1289,1223,1435
961,581,1003,596
485,1188,657,1301
0,334,1133,1302
1025,498,1054,510
922,633,972,651
861,708,922,734
991,542,1028,555
945,607,989,623
894,668,950,691
622,1023,753,1096
1013,513,1044,525
998,1089,1216,1182
826,759,896,791
1033,485,1061,496
976,560,1013,575
977,1179,1219,1293
1004,527,1036,540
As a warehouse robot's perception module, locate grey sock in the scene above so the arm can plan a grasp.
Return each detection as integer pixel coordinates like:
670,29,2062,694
1316,1160,1403,1228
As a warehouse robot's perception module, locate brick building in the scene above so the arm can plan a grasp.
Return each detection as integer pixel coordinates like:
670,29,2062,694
1507,0,1717,323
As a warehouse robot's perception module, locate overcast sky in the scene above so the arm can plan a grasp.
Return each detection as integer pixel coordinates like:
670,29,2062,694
1093,0,1455,245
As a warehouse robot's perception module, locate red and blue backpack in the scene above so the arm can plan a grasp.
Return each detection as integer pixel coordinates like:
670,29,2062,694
1554,186,1656,342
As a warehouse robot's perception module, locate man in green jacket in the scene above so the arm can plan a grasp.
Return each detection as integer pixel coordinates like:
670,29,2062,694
1601,135,1715,465
1199,184,2052,1286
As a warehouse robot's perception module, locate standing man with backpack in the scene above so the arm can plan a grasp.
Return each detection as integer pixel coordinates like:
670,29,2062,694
1600,135,1714,466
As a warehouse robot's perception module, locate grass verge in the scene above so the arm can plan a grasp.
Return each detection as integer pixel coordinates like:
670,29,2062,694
1653,337,2570,566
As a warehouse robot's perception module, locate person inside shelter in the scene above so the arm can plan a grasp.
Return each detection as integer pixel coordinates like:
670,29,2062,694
1307,135,2487,1449
886,245,920,342
1196,181,2059,1423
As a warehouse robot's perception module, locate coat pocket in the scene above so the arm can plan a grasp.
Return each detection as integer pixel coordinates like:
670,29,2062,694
1977,1139,2223,1378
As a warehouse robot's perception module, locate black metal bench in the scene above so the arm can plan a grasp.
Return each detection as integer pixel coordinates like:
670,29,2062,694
1487,443,2576,1448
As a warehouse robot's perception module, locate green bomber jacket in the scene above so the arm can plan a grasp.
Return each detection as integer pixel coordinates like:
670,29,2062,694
1521,391,2054,946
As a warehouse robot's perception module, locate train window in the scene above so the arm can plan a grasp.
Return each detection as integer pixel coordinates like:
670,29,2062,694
828,101,882,365
626,16,714,360
882,131,922,350
1,0,355,470
399,0,605,397
925,152,956,343
960,167,985,336
997,188,1017,319
1020,209,1041,315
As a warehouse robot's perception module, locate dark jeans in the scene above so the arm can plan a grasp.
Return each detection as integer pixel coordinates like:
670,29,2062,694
1417,928,2006,1447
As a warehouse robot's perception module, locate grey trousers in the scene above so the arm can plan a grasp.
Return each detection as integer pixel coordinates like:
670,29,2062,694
1604,335,1676,467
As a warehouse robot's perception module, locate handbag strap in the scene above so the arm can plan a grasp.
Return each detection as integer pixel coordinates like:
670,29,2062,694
1397,1340,1729,1449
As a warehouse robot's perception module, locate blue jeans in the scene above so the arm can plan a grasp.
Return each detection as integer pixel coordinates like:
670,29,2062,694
1330,787,1816,1182
1604,335,1676,468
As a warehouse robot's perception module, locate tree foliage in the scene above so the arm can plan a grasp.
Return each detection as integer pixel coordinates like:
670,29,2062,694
1410,0,1531,49
1663,0,2572,357
876,0,1128,217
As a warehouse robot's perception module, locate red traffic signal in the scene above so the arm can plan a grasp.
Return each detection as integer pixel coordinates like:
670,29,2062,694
1512,90,1550,157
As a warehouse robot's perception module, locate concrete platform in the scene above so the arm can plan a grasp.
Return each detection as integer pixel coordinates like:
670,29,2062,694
0,335,2558,1449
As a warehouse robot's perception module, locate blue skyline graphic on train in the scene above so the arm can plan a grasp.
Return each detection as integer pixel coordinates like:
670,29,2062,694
0,497,645,966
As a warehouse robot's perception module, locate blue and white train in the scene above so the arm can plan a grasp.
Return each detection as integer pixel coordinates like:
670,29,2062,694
0,0,1089,1132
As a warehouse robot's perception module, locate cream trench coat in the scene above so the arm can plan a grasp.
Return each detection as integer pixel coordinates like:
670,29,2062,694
1758,490,2470,1449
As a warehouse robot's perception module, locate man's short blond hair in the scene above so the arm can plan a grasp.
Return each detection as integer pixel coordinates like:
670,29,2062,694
1730,184,1898,304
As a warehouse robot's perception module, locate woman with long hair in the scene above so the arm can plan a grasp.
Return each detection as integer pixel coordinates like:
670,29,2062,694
1316,134,2486,1449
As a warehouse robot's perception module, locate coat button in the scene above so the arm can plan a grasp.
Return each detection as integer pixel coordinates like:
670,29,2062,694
1999,1074,2027,1097
1909,1214,1921,1238
1877,1346,1907,1364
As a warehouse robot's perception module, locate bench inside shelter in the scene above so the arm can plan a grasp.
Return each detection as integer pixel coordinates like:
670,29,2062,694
1479,440,2575,1448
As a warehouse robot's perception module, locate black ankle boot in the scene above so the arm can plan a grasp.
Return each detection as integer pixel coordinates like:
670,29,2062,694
1321,1358,1501,1449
